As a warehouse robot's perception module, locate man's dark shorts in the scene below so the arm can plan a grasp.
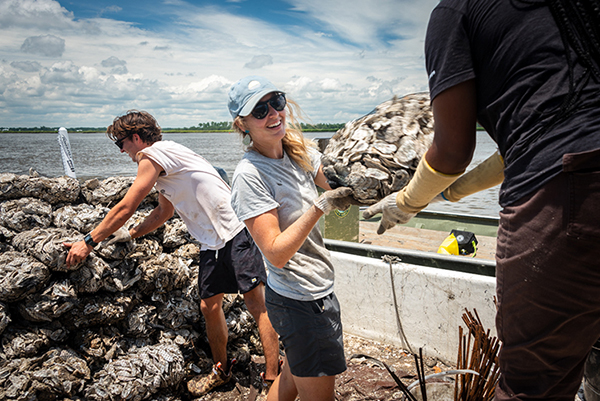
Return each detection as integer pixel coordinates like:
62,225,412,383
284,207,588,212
198,228,267,299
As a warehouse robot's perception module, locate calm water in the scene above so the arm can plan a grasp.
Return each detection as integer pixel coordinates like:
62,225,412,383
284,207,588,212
0,131,502,217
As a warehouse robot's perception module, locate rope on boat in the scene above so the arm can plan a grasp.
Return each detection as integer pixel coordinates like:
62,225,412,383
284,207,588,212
382,254,414,354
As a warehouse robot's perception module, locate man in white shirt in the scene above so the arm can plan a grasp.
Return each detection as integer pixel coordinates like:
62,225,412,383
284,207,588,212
64,110,280,397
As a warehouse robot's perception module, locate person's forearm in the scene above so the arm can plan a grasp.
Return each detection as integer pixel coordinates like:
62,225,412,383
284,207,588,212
250,205,324,269
129,203,173,239
89,201,137,242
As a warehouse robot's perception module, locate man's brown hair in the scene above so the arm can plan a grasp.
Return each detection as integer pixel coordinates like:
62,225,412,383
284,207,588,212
107,110,162,144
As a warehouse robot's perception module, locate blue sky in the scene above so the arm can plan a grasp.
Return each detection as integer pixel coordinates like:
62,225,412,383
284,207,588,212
0,0,439,128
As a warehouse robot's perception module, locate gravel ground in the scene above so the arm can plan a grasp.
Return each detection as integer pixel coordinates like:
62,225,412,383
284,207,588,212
187,332,586,401
189,332,455,401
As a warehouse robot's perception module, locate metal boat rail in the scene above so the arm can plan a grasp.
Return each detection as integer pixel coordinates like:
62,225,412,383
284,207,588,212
325,238,496,277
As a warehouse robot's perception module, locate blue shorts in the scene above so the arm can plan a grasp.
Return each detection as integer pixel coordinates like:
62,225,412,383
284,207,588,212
198,228,267,299
265,285,347,377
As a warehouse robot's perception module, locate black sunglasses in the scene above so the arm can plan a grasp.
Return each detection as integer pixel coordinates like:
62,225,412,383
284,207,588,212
251,92,286,119
114,133,132,149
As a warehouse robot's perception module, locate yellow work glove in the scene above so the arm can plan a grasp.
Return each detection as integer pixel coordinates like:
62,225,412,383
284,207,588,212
362,157,462,235
441,151,504,202
395,157,463,214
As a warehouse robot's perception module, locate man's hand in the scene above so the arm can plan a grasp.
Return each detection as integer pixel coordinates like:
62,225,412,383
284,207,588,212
63,240,92,269
313,187,356,215
362,192,416,234
104,227,132,246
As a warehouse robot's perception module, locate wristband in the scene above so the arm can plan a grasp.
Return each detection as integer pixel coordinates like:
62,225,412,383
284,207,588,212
84,233,98,247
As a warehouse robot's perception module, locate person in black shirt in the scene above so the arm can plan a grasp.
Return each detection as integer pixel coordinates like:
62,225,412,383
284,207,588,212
365,1,600,399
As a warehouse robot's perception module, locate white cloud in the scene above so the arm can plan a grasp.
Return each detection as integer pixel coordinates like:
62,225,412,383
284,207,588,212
0,0,75,29
101,56,126,68
244,55,273,70
21,35,66,57
101,56,128,74
100,5,122,15
170,74,231,96
0,0,439,127
286,0,427,48
10,60,42,72
40,61,83,84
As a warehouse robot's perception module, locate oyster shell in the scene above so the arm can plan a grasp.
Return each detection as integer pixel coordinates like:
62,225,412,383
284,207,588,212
125,304,159,338
0,172,80,204
101,259,142,293
0,197,53,232
138,254,192,296
0,302,10,336
155,291,201,330
0,251,51,303
28,348,90,397
1,326,52,359
53,204,109,233
12,227,84,272
68,254,109,294
18,280,78,322
0,175,268,399
73,326,124,369
60,292,137,330
81,177,158,207
162,219,193,248
322,92,434,204
80,176,135,206
0,225,16,253
171,243,201,260
85,343,185,401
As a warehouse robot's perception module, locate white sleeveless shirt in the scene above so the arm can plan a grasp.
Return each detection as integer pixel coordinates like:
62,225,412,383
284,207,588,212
139,141,244,250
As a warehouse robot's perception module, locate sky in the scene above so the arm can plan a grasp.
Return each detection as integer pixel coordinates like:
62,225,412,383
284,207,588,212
0,0,440,128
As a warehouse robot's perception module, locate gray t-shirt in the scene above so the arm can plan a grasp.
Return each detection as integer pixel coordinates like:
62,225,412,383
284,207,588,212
230,148,334,301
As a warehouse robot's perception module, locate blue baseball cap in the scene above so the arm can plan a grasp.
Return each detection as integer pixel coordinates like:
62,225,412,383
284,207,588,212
228,76,282,119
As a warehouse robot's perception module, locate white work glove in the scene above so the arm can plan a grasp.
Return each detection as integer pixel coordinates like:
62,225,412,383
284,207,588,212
362,192,416,235
105,227,132,246
313,187,355,215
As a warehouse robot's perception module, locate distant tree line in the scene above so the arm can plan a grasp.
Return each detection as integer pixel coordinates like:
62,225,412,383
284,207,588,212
1,127,106,133
1,122,348,134
2,122,486,134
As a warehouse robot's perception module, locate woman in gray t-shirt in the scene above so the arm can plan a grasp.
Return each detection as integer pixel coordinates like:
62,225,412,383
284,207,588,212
228,76,354,401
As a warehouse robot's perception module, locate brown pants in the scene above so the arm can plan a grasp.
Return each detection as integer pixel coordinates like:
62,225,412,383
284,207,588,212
495,148,600,401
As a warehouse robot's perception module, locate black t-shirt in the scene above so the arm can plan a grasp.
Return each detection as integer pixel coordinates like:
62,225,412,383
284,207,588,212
425,0,600,207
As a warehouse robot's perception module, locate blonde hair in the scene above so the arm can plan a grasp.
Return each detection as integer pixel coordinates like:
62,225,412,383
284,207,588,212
233,97,316,173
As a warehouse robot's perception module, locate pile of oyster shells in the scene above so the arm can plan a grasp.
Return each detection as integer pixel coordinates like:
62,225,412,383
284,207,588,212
0,172,263,400
322,92,433,204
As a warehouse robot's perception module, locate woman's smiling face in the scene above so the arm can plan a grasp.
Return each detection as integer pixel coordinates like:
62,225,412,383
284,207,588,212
243,92,287,149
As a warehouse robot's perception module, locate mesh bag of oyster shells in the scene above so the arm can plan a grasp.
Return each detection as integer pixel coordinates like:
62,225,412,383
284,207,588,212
0,251,50,303
0,347,90,400
0,197,53,232
13,227,86,272
85,343,184,401
0,174,266,399
322,92,433,204
0,172,80,204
